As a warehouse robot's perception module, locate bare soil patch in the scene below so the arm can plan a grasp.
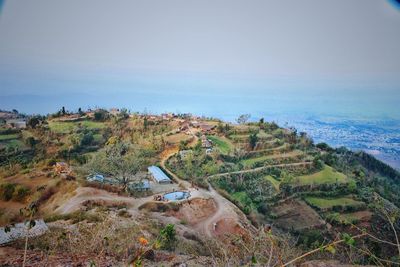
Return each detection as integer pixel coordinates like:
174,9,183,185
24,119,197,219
166,197,217,225
272,199,325,231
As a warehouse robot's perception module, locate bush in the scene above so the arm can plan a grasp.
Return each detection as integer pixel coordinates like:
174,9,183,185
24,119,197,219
12,185,30,202
0,183,16,201
44,210,101,224
158,224,177,251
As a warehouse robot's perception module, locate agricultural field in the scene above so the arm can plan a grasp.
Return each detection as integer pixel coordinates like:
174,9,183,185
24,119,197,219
271,200,325,231
240,150,303,167
264,175,280,191
336,210,372,223
0,132,25,150
304,196,365,211
0,133,19,141
48,120,106,133
296,165,348,185
206,135,233,154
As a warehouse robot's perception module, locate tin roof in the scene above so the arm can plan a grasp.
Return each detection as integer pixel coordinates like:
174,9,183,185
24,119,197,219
148,166,171,183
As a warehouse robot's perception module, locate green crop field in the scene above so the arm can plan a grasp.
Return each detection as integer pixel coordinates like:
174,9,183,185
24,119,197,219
207,135,233,154
231,191,256,210
305,196,364,210
241,150,302,167
1,139,25,149
297,165,348,185
0,133,19,141
264,175,280,191
49,120,106,133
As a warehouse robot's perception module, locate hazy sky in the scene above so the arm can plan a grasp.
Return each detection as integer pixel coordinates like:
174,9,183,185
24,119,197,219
0,0,400,91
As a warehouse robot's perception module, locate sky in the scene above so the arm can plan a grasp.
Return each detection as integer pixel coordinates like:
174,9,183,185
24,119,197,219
0,0,399,116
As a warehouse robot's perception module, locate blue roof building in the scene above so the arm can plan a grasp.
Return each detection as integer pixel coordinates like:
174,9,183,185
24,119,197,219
148,166,172,184
86,174,105,183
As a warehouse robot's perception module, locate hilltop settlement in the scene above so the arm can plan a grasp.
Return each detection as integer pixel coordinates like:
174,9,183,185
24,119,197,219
1,107,400,266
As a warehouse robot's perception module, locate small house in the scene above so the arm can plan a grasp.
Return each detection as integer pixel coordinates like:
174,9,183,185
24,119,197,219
148,166,172,184
201,135,213,148
6,119,26,129
129,179,151,191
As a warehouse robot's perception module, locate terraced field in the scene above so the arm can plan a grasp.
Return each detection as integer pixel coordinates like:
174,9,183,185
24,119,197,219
48,120,106,133
206,135,233,154
264,175,280,191
241,150,304,167
0,134,19,141
304,196,365,211
296,165,348,185
0,133,25,150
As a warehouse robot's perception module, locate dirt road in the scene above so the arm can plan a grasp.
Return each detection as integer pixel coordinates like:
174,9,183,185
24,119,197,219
159,130,252,238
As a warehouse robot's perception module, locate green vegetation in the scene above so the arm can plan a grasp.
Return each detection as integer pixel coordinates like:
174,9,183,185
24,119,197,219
49,120,106,133
296,165,347,185
3,139,25,149
240,151,302,167
0,133,19,141
264,175,280,191
206,135,232,154
44,210,102,224
158,223,177,250
0,183,30,202
304,196,365,211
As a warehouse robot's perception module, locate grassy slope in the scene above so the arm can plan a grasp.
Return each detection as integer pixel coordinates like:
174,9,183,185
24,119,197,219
296,165,347,185
264,175,280,191
0,134,19,141
207,135,233,154
49,120,106,133
304,196,364,209
241,150,302,167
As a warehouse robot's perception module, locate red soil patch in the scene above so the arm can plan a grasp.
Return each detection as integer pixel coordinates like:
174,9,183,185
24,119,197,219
214,218,248,239
167,198,217,225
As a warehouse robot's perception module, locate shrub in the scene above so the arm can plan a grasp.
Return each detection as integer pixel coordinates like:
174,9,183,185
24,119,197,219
44,210,102,224
158,224,177,251
12,185,30,202
0,183,16,201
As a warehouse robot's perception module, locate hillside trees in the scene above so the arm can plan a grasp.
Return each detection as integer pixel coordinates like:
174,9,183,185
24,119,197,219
236,114,251,124
94,109,109,121
87,142,148,189
249,132,258,150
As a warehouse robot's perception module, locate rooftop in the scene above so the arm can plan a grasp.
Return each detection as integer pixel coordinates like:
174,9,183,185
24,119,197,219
148,166,171,183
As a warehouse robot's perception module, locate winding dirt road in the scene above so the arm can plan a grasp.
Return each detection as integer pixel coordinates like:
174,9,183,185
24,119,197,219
159,131,253,238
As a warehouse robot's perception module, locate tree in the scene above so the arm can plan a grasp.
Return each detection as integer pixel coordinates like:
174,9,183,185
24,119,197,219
224,123,231,132
143,117,148,131
94,109,109,121
78,107,83,115
27,117,40,129
158,224,177,250
80,132,94,146
236,114,251,124
24,137,37,148
249,133,258,150
217,122,224,133
88,142,146,189
61,106,66,115
119,108,129,119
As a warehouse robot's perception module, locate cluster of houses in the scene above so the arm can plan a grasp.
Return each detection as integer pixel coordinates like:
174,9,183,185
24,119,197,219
0,112,27,129
86,165,172,192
